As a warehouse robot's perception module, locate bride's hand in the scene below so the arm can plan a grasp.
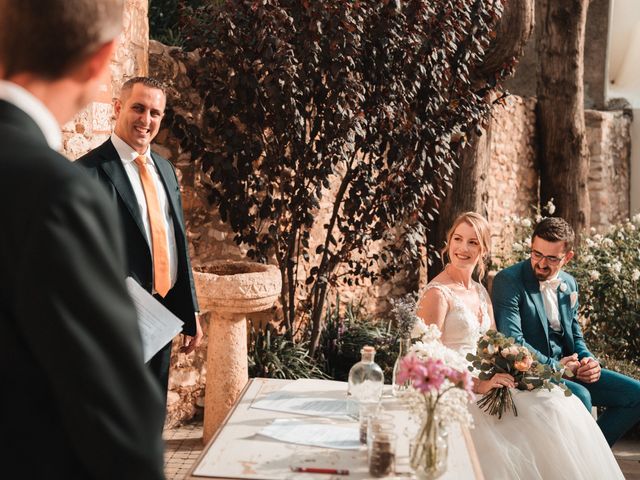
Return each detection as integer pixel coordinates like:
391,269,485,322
474,373,516,394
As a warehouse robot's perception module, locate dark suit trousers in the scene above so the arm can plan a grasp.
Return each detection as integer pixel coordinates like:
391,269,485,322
148,339,172,407
565,369,640,446
148,292,175,406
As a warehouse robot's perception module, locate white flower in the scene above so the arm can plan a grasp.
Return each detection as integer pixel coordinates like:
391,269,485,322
585,239,595,248
602,238,615,248
582,254,594,263
524,237,531,247
590,227,597,235
594,234,603,243
512,242,524,252
610,262,622,274
589,270,600,281
545,200,556,215
633,270,640,282
632,213,640,225
411,320,431,340
617,231,625,240
521,218,531,228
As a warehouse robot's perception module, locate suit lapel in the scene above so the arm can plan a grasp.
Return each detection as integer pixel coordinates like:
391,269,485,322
98,142,148,246
151,152,184,238
557,274,572,333
522,261,550,340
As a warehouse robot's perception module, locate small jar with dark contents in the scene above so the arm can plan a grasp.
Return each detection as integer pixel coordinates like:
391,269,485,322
368,431,396,477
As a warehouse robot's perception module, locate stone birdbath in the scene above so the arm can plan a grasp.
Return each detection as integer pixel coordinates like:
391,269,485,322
193,260,281,443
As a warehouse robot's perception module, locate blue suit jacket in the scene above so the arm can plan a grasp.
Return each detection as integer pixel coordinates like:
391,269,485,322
492,260,592,369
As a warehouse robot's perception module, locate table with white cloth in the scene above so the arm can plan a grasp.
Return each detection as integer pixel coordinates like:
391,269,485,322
187,378,483,480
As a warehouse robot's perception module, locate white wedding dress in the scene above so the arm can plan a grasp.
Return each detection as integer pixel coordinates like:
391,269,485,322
423,282,624,480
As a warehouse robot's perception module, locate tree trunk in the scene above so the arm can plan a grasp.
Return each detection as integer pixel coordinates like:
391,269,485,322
429,126,493,277
428,0,535,278
537,0,591,240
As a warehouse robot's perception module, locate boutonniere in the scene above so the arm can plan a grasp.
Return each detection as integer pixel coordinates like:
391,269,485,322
570,291,578,308
559,282,568,293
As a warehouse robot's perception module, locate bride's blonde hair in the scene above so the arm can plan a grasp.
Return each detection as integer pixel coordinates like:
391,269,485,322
440,212,491,280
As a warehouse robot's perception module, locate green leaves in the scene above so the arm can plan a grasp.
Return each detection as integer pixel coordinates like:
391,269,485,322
167,0,508,349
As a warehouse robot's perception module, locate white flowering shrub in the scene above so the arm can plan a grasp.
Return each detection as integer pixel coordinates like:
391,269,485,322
493,203,640,367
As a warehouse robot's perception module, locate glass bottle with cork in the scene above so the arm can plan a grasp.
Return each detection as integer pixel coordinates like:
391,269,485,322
346,345,384,417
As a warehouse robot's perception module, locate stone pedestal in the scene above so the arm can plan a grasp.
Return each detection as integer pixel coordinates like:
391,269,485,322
194,261,281,443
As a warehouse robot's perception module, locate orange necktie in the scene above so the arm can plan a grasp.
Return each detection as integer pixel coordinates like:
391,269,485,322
135,155,171,297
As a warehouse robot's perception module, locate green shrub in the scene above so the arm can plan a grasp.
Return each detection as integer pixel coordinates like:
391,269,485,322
248,321,327,379
317,297,397,382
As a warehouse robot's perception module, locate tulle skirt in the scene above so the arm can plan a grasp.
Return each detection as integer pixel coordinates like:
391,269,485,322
469,388,624,480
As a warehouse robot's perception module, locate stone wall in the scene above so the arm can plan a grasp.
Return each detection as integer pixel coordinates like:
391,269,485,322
63,0,149,160
485,96,539,262
586,110,632,229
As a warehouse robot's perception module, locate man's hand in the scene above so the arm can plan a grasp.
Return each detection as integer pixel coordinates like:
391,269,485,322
560,354,580,377
576,357,601,383
180,313,203,354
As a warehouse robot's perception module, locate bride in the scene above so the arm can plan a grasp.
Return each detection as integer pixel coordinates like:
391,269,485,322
416,212,623,480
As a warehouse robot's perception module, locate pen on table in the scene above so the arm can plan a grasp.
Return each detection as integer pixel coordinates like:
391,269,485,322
291,466,349,475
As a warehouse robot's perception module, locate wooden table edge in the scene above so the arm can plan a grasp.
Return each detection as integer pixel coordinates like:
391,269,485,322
185,378,259,479
461,425,485,480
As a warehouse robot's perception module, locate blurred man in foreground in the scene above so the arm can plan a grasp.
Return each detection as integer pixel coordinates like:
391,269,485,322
0,1,165,478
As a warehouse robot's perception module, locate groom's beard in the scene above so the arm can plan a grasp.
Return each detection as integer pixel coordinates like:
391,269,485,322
532,260,554,280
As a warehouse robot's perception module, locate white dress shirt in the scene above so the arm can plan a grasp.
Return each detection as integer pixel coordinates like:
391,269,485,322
111,133,178,291
0,80,62,150
539,276,562,332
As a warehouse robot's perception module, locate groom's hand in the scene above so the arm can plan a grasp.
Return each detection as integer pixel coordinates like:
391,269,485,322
576,357,601,383
560,354,580,376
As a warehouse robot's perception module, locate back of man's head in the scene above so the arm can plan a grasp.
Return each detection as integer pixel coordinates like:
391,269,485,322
0,0,123,80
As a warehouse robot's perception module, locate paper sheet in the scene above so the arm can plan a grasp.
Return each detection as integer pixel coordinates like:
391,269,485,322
258,418,360,450
251,380,349,417
126,277,184,362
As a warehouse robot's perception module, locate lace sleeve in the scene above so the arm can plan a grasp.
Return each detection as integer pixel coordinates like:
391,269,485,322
417,282,453,312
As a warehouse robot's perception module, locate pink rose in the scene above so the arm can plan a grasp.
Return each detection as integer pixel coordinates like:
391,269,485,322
514,355,533,372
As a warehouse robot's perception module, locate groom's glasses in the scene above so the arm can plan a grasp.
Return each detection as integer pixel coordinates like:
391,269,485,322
531,250,565,265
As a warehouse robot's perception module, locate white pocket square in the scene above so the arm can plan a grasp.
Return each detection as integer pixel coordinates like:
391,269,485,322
570,291,578,308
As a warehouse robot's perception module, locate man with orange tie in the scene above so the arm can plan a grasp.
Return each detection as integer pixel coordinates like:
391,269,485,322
78,77,202,402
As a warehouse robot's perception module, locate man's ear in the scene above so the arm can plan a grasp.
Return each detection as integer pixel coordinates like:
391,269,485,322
563,250,575,265
113,97,122,117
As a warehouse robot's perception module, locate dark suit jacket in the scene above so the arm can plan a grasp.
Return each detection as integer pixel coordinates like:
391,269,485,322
492,259,593,369
0,100,165,479
77,140,199,335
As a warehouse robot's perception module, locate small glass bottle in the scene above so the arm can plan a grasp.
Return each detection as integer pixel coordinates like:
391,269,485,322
391,337,412,396
347,346,384,417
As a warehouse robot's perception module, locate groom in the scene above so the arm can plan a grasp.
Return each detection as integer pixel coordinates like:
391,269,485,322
492,216,640,446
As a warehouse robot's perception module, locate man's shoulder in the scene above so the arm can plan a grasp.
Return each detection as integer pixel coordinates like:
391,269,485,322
559,270,578,288
76,138,115,168
495,260,527,281
151,149,175,169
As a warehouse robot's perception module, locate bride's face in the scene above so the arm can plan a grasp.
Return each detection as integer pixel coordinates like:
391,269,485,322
448,222,482,270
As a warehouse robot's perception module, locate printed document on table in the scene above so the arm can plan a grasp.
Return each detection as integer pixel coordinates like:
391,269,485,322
126,277,183,362
258,418,360,450
251,379,350,417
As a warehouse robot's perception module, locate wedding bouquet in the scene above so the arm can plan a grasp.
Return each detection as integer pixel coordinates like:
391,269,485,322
466,329,571,419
